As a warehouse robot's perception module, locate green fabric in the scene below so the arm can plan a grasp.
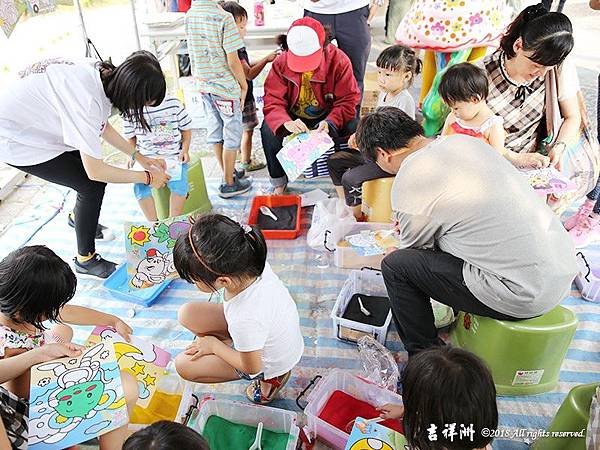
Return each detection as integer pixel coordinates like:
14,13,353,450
203,415,290,450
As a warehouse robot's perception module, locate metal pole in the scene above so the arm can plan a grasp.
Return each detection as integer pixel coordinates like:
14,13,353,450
74,0,89,53
130,0,142,50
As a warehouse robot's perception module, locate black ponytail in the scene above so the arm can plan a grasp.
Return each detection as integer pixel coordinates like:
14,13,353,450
500,3,573,67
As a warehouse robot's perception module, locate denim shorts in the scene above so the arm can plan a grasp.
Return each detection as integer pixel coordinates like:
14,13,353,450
235,368,265,381
201,93,243,150
134,163,189,200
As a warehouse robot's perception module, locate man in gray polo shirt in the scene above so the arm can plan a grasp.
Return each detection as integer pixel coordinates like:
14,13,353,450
355,107,578,357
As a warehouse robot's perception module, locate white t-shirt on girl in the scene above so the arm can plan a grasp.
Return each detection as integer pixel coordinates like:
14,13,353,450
0,58,112,166
377,89,416,119
223,262,304,379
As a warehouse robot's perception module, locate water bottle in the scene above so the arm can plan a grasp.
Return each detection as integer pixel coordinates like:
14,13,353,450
254,0,265,26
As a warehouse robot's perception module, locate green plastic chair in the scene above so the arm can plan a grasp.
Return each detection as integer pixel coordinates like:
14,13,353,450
450,306,578,395
532,383,598,450
151,156,212,220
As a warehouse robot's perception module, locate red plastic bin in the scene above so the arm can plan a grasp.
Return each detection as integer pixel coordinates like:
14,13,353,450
248,195,302,239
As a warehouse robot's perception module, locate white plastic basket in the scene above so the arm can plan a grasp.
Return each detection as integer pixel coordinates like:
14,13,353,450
303,369,403,450
188,398,299,450
331,268,392,345
575,250,600,302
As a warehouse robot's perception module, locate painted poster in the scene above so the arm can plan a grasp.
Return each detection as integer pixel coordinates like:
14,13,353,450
521,167,576,195
25,0,56,15
85,326,171,409
276,131,334,182
344,417,409,450
28,343,128,450
125,215,192,289
0,0,26,38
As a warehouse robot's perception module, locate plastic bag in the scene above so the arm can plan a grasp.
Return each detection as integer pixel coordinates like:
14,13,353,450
587,387,599,450
307,199,356,251
357,335,400,392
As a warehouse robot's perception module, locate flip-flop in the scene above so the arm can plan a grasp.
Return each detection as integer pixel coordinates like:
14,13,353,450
246,371,291,404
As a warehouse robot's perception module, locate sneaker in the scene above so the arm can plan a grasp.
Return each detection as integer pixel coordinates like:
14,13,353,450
569,214,600,248
68,213,114,241
240,159,266,172
218,177,252,199
564,199,595,231
73,254,117,279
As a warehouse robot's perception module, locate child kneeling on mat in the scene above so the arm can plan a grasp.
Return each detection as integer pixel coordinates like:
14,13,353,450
124,56,193,220
173,214,304,404
378,346,496,450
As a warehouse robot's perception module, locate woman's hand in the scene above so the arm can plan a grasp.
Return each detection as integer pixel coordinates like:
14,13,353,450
148,165,169,189
266,49,280,62
548,141,567,168
378,403,405,420
284,119,310,134
32,343,84,363
137,154,167,171
184,336,219,360
179,150,190,164
512,152,550,169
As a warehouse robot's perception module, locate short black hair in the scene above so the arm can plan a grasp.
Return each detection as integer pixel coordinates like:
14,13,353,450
500,4,573,67
174,214,267,290
402,346,498,450
101,51,166,132
123,421,210,450
219,1,248,21
355,106,424,162
0,246,76,330
439,63,489,105
376,45,422,86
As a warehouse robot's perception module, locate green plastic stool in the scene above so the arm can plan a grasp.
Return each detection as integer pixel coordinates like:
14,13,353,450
532,383,598,450
151,157,212,220
450,306,578,395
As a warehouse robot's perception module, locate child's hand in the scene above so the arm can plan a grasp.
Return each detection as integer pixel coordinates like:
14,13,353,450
378,403,405,420
33,343,84,363
179,151,190,164
348,133,358,149
138,154,167,171
267,49,280,62
316,121,329,134
184,336,218,360
284,119,310,134
110,318,133,342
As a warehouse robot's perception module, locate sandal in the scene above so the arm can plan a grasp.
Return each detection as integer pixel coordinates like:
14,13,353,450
240,159,266,172
246,371,291,404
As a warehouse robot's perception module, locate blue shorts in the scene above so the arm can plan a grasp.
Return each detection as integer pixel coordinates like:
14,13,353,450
134,163,189,200
201,93,243,151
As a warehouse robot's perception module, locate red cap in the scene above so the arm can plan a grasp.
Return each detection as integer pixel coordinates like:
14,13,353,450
286,17,325,73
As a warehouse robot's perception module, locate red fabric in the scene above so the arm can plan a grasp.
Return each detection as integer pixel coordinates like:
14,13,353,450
449,121,484,139
177,0,191,12
318,390,404,434
263,46,360,136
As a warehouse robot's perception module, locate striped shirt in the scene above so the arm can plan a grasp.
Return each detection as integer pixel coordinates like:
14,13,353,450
186,0,244,99
122,97,192,158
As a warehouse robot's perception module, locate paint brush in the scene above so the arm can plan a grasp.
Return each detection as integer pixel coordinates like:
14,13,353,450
358,296,371,316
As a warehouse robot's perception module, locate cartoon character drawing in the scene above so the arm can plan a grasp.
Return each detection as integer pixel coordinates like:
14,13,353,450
349,438,394,450
28,344,127,447
131,248,175,288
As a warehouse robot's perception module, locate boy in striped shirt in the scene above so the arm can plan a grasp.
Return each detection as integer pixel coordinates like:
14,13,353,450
186,0,252,198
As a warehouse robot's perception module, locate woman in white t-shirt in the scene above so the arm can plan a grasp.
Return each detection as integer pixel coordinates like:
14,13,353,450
0,51,169,279
173,214,304,405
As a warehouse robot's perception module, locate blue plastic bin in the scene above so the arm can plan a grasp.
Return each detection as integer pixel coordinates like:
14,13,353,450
103,265,172,307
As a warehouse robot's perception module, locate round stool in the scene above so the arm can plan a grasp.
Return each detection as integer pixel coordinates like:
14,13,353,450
361,177,394,223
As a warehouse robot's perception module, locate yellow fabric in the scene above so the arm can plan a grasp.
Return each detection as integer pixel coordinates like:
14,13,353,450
293,71,325,120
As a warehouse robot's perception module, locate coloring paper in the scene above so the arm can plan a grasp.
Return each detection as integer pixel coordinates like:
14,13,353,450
25,0,56,15
521,167,576,195
28,343,128,450
345,230,400,256
0,0,26,38
125,215,192,289
85,326,171,410
344,417,408,450
277,131,334,182
165,158,182,181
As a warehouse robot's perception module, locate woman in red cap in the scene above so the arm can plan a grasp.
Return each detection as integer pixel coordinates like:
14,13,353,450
261,17,361,194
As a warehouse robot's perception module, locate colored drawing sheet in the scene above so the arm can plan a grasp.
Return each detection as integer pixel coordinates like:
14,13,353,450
28,343,128,450
521,167,576,195
125,215,192,289
85,326,171,409
345,417,409,450
277,131,334,182
0,0,26,38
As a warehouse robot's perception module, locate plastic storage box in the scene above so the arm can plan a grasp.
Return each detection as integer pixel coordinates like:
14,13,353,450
332,222,394,269
189,398,299,450
331,268,392,345
574,250,600,302
103,264,172,307
304,369,403,450
248,195,302,239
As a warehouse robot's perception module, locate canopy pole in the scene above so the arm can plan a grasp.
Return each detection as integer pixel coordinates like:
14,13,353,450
74,0,89,52
130,0,142,50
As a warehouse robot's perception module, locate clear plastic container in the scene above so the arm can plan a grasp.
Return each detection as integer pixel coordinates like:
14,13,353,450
575,250,600,302
304,369,403,450
333,222,393,269
331,268,392,345
189,398,299,450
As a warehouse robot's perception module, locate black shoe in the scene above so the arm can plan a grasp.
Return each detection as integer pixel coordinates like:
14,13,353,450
234,168,246,180
68,213,114,241
73,254,117,279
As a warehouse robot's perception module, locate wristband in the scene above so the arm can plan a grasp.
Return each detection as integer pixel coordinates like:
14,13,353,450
144,170,151,186
131,150,139,162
